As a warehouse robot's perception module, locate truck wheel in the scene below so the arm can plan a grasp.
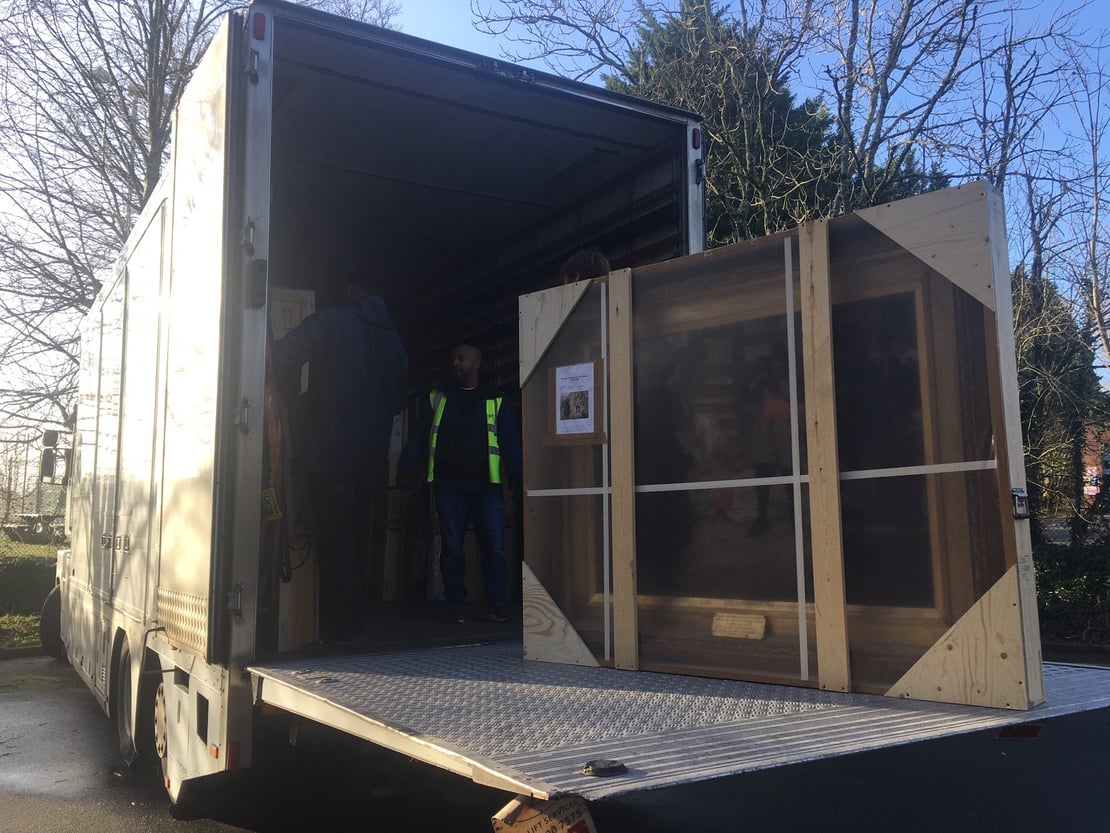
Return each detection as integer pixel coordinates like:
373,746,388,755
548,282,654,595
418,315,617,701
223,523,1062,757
38,586,65,660
154,681,193,805
116,641,138,766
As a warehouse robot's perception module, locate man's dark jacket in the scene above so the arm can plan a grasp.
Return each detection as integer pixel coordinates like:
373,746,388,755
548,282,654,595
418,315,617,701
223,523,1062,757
272,295,408,474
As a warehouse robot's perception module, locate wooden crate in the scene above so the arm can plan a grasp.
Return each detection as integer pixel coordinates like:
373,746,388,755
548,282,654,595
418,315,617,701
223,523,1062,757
518,182,1043,709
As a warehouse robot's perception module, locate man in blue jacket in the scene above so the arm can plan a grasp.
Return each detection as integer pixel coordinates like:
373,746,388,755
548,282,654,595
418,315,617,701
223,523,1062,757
272,278,408,643
398,343,522,623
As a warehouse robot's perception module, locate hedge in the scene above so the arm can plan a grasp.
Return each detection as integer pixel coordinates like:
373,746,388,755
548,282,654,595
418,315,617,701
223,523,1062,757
1035,537,1110,647
0,554,56,615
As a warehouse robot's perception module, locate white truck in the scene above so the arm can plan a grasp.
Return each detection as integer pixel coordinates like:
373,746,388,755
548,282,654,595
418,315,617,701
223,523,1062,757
38,1,1110,829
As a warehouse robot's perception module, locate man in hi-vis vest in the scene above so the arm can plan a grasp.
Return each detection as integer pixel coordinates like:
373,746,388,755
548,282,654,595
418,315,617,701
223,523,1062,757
398,343,522,623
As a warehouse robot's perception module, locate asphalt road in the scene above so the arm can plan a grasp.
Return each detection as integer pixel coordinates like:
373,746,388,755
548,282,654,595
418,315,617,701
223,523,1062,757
0,653,508,832
2,652,1110,832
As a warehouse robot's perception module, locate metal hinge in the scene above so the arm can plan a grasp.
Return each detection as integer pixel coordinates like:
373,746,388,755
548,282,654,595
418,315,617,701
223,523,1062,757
227,583,244,618
479,58,535,83
247,49,260,84
234,398,251,434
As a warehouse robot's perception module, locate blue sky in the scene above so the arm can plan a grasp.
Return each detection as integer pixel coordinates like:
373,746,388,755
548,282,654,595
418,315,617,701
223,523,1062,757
397,1,1104,161
398,1,1105,69
399,1,509,58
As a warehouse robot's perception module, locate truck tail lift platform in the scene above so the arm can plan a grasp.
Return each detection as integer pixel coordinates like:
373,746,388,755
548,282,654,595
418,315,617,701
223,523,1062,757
249,642,1110,818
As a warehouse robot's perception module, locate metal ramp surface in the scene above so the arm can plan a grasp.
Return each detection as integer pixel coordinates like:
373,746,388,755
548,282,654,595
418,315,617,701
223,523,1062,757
248,642,1110,801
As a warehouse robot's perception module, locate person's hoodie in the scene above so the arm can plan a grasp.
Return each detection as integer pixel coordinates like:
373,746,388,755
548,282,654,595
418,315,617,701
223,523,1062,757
271,294,408,474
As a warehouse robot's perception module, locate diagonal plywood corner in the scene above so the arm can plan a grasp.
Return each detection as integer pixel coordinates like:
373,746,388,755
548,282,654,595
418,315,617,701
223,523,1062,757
856,180,996,311
521,562,600,667
518,281,592,387
886,566,1032,710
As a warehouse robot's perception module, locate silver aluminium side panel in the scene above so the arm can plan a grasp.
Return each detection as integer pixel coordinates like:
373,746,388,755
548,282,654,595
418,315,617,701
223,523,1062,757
158,16,235,659
686,122,705,254
222,3,276,769
64,273,124,700
114,205,169,623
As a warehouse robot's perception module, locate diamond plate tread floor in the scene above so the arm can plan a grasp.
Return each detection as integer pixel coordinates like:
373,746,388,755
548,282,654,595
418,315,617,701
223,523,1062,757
249,642,1110,801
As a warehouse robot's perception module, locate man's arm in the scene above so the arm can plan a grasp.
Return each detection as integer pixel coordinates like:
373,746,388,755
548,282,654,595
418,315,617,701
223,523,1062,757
497,398,524,484
270,314,324,398
397,394,432,490
381,329,410,417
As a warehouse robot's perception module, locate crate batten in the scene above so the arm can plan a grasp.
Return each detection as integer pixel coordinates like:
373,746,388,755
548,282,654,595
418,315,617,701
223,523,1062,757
519,280,592,386
799,218,851,693
987,183,1045,706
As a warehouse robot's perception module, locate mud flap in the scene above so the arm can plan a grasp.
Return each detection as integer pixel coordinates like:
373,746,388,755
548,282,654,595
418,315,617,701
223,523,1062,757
492,795,596,833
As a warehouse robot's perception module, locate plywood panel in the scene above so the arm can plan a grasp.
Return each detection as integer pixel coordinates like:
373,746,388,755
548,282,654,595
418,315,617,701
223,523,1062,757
519,281,592,386
799,219,851,692
887,566,1030,709
521,563,600,666
857,180,996,311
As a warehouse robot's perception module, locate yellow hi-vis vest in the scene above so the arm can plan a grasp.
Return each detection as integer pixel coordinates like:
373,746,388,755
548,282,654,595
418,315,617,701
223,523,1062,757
426,389,503,484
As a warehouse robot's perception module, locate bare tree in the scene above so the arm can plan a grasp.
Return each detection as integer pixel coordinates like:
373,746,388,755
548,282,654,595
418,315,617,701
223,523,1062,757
474,1,1083,206
815,0,1080,212
473,0,814,83
1056,42,1110,378
605,1,832,243
0,0,236,434
473,0,642,81
0,0,399,439
308,0,402,25
951,16,1108,529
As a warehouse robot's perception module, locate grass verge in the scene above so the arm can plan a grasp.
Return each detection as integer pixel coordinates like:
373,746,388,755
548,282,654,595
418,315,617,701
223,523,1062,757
0,613,39,650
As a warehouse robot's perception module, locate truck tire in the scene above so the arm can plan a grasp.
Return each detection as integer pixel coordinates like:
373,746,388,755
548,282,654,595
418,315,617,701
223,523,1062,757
114,639,158,774
30,521,49,544
116,641,138,766
38,586,65,660
154,681,193,805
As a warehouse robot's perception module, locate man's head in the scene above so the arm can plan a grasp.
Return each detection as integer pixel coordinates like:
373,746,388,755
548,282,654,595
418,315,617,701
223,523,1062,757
558,250,611,285
451,343,482,388
345,274,385,302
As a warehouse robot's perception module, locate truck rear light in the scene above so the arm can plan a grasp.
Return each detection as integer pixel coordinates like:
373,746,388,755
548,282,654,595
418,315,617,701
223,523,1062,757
226,741,241,770
692,128,701,150
253,12,266,40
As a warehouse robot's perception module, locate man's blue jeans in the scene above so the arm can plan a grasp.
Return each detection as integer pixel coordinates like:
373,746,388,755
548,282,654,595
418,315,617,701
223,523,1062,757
434,478,508,609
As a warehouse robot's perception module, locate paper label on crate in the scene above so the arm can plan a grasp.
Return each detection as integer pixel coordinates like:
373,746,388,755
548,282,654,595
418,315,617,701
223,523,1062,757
712,612,767,639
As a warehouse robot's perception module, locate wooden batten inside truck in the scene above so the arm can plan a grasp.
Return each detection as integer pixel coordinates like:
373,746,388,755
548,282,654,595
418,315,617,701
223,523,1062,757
519,181,1044,710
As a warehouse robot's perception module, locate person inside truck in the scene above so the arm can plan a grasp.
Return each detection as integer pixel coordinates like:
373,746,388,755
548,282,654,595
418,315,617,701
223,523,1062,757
270,276,409,644
745,341,797,537
558,249,611,284
397,343,522,624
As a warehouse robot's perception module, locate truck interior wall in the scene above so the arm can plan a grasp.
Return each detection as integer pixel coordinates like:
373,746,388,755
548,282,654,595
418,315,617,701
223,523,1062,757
266,151,688,391
265,10,695,390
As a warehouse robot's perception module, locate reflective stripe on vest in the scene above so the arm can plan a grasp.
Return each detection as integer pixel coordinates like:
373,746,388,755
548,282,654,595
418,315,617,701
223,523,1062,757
425,390,448,482
425,390,503,484
486,396,503,484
